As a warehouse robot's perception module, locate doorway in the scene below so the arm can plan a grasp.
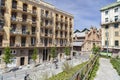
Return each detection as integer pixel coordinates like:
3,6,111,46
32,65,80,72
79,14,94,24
43,49,48,61
20,57,25,66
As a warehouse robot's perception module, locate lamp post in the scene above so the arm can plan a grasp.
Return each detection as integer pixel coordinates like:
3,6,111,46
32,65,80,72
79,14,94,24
106,29,108,54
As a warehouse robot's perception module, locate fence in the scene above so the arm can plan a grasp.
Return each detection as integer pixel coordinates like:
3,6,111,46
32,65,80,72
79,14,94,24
69,54,99,80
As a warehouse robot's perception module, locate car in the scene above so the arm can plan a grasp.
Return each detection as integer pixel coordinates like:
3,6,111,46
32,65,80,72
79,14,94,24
100,50,112,57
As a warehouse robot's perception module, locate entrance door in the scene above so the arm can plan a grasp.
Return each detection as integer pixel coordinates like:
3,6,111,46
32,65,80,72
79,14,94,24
43,49,48,61
20,57,25,66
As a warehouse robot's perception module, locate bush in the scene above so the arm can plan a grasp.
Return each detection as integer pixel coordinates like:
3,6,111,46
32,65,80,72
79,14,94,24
49,62,87,80
89,58,99,80
111,58,120,75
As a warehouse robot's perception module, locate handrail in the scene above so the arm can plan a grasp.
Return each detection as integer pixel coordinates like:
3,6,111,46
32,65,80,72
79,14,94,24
69,54,99,80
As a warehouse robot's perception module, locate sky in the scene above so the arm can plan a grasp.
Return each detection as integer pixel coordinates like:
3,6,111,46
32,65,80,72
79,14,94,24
44,0,116,30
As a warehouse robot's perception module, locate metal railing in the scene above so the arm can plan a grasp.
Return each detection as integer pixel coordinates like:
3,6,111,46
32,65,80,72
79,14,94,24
69,54,99,80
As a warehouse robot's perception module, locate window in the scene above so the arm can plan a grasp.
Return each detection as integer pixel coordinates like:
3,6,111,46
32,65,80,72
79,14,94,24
114,23,119,28
10,50,16,54
0,50,2,56
105,18,108,22
105,40,109,46
115,40,119,46
105,11,108,15
115,16,118,21
105,32,109,37
105,25,109,29
115,31,119,36
114,8,118,12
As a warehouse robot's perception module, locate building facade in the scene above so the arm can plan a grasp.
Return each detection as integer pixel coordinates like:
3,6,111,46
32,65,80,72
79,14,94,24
101,0,120,54
0,0,74,68
72,27,101,55
81,27,101,52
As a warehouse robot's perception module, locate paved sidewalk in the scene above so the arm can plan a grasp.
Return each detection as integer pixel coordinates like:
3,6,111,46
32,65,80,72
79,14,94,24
95,58,120,80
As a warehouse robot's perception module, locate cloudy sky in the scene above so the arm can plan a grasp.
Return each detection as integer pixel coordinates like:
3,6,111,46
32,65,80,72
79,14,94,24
44,0,116,30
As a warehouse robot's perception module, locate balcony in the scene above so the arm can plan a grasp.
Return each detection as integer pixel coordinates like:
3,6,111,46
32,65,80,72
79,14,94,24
41,14,53,20
101,20,120,26
41,24,53,29
12,6,35,16
10,30,22,35
32,21,37,25
10,43,15,47
22,31,30,35
11,17,31,25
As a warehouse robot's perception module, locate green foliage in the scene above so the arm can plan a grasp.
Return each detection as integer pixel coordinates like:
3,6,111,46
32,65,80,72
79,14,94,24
49,62,87,80
111,58,120,75
62,61,72,73
92,45,100,54
89,58,99,80
3,47,13,66
32,48,38,62
50,47,57,59
64,47,70,56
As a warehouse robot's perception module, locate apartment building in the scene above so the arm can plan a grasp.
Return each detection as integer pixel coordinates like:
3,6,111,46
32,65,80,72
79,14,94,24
101,0,120,54
72,27,101,55
0,0,73,68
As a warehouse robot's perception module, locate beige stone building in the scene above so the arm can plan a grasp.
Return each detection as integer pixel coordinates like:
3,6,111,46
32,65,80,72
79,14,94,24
72,27,101,55
101,0,120,55
0,0,73,68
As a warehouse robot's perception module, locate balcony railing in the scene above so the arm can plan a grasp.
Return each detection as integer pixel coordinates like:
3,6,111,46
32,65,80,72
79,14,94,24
21,43,26,46
10,30,21,34
12,4,17,9
101,20,120,25
23,7,27,12
41,14,53,19
30,43,36,46
10,43,15,47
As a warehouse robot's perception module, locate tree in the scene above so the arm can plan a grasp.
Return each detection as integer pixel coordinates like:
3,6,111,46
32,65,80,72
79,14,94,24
50,47,57,61
32,48,38,65
92,45,100,54
3,47,13,68
64,47,71,60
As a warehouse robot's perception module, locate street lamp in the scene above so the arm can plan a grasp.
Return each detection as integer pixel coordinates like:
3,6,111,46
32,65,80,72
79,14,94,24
106,28,108,54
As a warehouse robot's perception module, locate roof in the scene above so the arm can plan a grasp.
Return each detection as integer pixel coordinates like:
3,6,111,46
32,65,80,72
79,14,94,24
74,29,80,33
73,31,86,37
71,41,83,46
101,1,120,11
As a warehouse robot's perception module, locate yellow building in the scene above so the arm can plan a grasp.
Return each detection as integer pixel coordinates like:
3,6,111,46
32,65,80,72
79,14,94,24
0,0,74,68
